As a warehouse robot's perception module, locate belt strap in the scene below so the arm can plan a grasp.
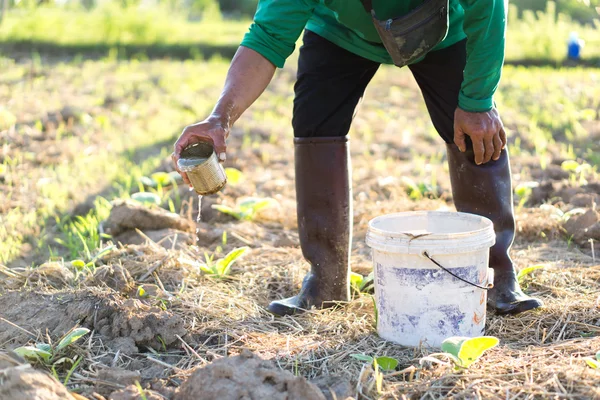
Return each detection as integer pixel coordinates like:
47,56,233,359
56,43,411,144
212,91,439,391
359,0,373,12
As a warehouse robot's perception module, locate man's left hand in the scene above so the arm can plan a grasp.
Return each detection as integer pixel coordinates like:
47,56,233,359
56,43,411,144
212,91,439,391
454,107,507,165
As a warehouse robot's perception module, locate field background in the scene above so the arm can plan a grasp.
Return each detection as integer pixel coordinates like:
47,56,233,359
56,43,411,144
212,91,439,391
1,1,600,399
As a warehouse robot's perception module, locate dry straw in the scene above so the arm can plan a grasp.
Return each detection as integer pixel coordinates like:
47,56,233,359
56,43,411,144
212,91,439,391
1,236,599,399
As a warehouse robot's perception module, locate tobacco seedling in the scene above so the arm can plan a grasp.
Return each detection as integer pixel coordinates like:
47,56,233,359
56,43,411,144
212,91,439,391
350,271,374,294
14,327,90,383
439,336,499,369
70,244,116,274
139,171,181,188
561,160,593,185
401,177,438,200
517,264,547,284
131,191,161,206
584,351,600,369
514,182,538,211
225,168,245,185
199,246,249,278
351,354,399,372
212,197,276,221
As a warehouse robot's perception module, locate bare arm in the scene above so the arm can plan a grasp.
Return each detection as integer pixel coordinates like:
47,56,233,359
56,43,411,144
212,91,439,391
173,46,276,184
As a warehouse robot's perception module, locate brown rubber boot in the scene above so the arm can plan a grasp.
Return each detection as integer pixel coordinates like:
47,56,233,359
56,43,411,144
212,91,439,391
267,136,352,316
446,143,543,315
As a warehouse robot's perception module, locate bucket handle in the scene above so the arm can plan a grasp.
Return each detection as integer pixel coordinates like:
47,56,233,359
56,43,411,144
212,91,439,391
422,251,493,290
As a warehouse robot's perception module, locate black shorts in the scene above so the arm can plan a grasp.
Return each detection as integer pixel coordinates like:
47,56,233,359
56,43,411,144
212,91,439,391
292,30,466,144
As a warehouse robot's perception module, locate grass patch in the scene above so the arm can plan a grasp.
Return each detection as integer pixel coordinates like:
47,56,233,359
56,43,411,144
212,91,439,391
0,3,598,64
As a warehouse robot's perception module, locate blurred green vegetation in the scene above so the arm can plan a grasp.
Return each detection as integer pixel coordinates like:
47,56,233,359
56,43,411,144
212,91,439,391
0,1,598,63
513,0,600,24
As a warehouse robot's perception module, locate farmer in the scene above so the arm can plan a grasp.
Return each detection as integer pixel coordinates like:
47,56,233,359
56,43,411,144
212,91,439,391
173,0,543,316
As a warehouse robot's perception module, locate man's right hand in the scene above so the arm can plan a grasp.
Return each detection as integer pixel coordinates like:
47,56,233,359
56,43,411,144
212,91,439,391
172,117,229,186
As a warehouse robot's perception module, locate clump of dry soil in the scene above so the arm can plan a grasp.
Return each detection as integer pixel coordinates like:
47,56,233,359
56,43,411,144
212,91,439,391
103,200,195,248
0,353,77,400
173,350,328,400
0,290,186,354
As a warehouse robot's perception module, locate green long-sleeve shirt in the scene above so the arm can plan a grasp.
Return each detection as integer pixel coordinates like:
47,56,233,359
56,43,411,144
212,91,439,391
241,0,507,112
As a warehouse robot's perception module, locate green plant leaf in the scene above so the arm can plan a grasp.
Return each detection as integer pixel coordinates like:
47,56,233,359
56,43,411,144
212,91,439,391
561,160,580,172
225,168,245,185
211,204,242,219
441,336,499,368
401,177,422,200
215,246,249,276
517,264,546,281
350,354,374,363
514,182,538,198
360,272,374,292
596,351,600,361
138,176,156,188
36,343,52,353
350,272,364,289
131,192,161,206
585,358,600,369
56,328,90,352
14,346,52,362
90,245,116,264
238,198,276,220
575,163,592,174
370,295,378,328
71,260,85,269
199,263,217,275
137,286,147,298
375,356,399,371
151,172,172,186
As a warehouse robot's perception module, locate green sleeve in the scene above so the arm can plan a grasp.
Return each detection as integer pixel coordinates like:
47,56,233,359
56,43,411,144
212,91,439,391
458,0,507,112
240,0,318,68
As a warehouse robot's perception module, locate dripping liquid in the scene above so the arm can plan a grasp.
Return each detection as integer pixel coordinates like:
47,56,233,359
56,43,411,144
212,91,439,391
197,195,203,222
195,195,202,244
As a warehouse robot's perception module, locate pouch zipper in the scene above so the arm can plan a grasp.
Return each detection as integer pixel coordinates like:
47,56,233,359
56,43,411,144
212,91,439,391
384,6,446,34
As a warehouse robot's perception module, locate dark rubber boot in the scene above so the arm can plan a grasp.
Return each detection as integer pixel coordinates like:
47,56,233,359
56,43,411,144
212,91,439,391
267,137,352,316
446,144,543,315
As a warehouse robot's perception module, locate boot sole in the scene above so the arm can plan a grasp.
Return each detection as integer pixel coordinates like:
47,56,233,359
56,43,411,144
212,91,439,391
491,298,544,315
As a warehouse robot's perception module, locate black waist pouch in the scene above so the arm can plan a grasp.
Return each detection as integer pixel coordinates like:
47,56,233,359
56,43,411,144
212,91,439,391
361,0,449,67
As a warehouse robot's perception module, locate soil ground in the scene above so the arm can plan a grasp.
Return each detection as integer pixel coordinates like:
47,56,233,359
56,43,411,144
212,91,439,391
1,54,600,399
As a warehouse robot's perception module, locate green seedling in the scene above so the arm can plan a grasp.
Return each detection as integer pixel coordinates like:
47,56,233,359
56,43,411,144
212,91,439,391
561,160,593,185
69,245,116,276
514,182,538,211
134,381,149,400
439,336,499,369
350,271,374,294
584,351,600,369
225,168,245,185
350,354,399,372
137,285,148,298
401,177,437,200
370,295,379,328
138,171,181,188
212,198,276,221
14,327,90,380
131,191,161,206
517,264,547,283
54,197,112,259
199,246,249,278
561,160,580,172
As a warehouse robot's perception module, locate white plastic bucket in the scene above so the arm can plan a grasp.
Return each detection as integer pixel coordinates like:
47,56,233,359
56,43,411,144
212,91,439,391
365,211,496,348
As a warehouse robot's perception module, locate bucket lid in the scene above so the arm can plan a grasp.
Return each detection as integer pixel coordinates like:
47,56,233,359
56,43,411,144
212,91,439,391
366,211,495,255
